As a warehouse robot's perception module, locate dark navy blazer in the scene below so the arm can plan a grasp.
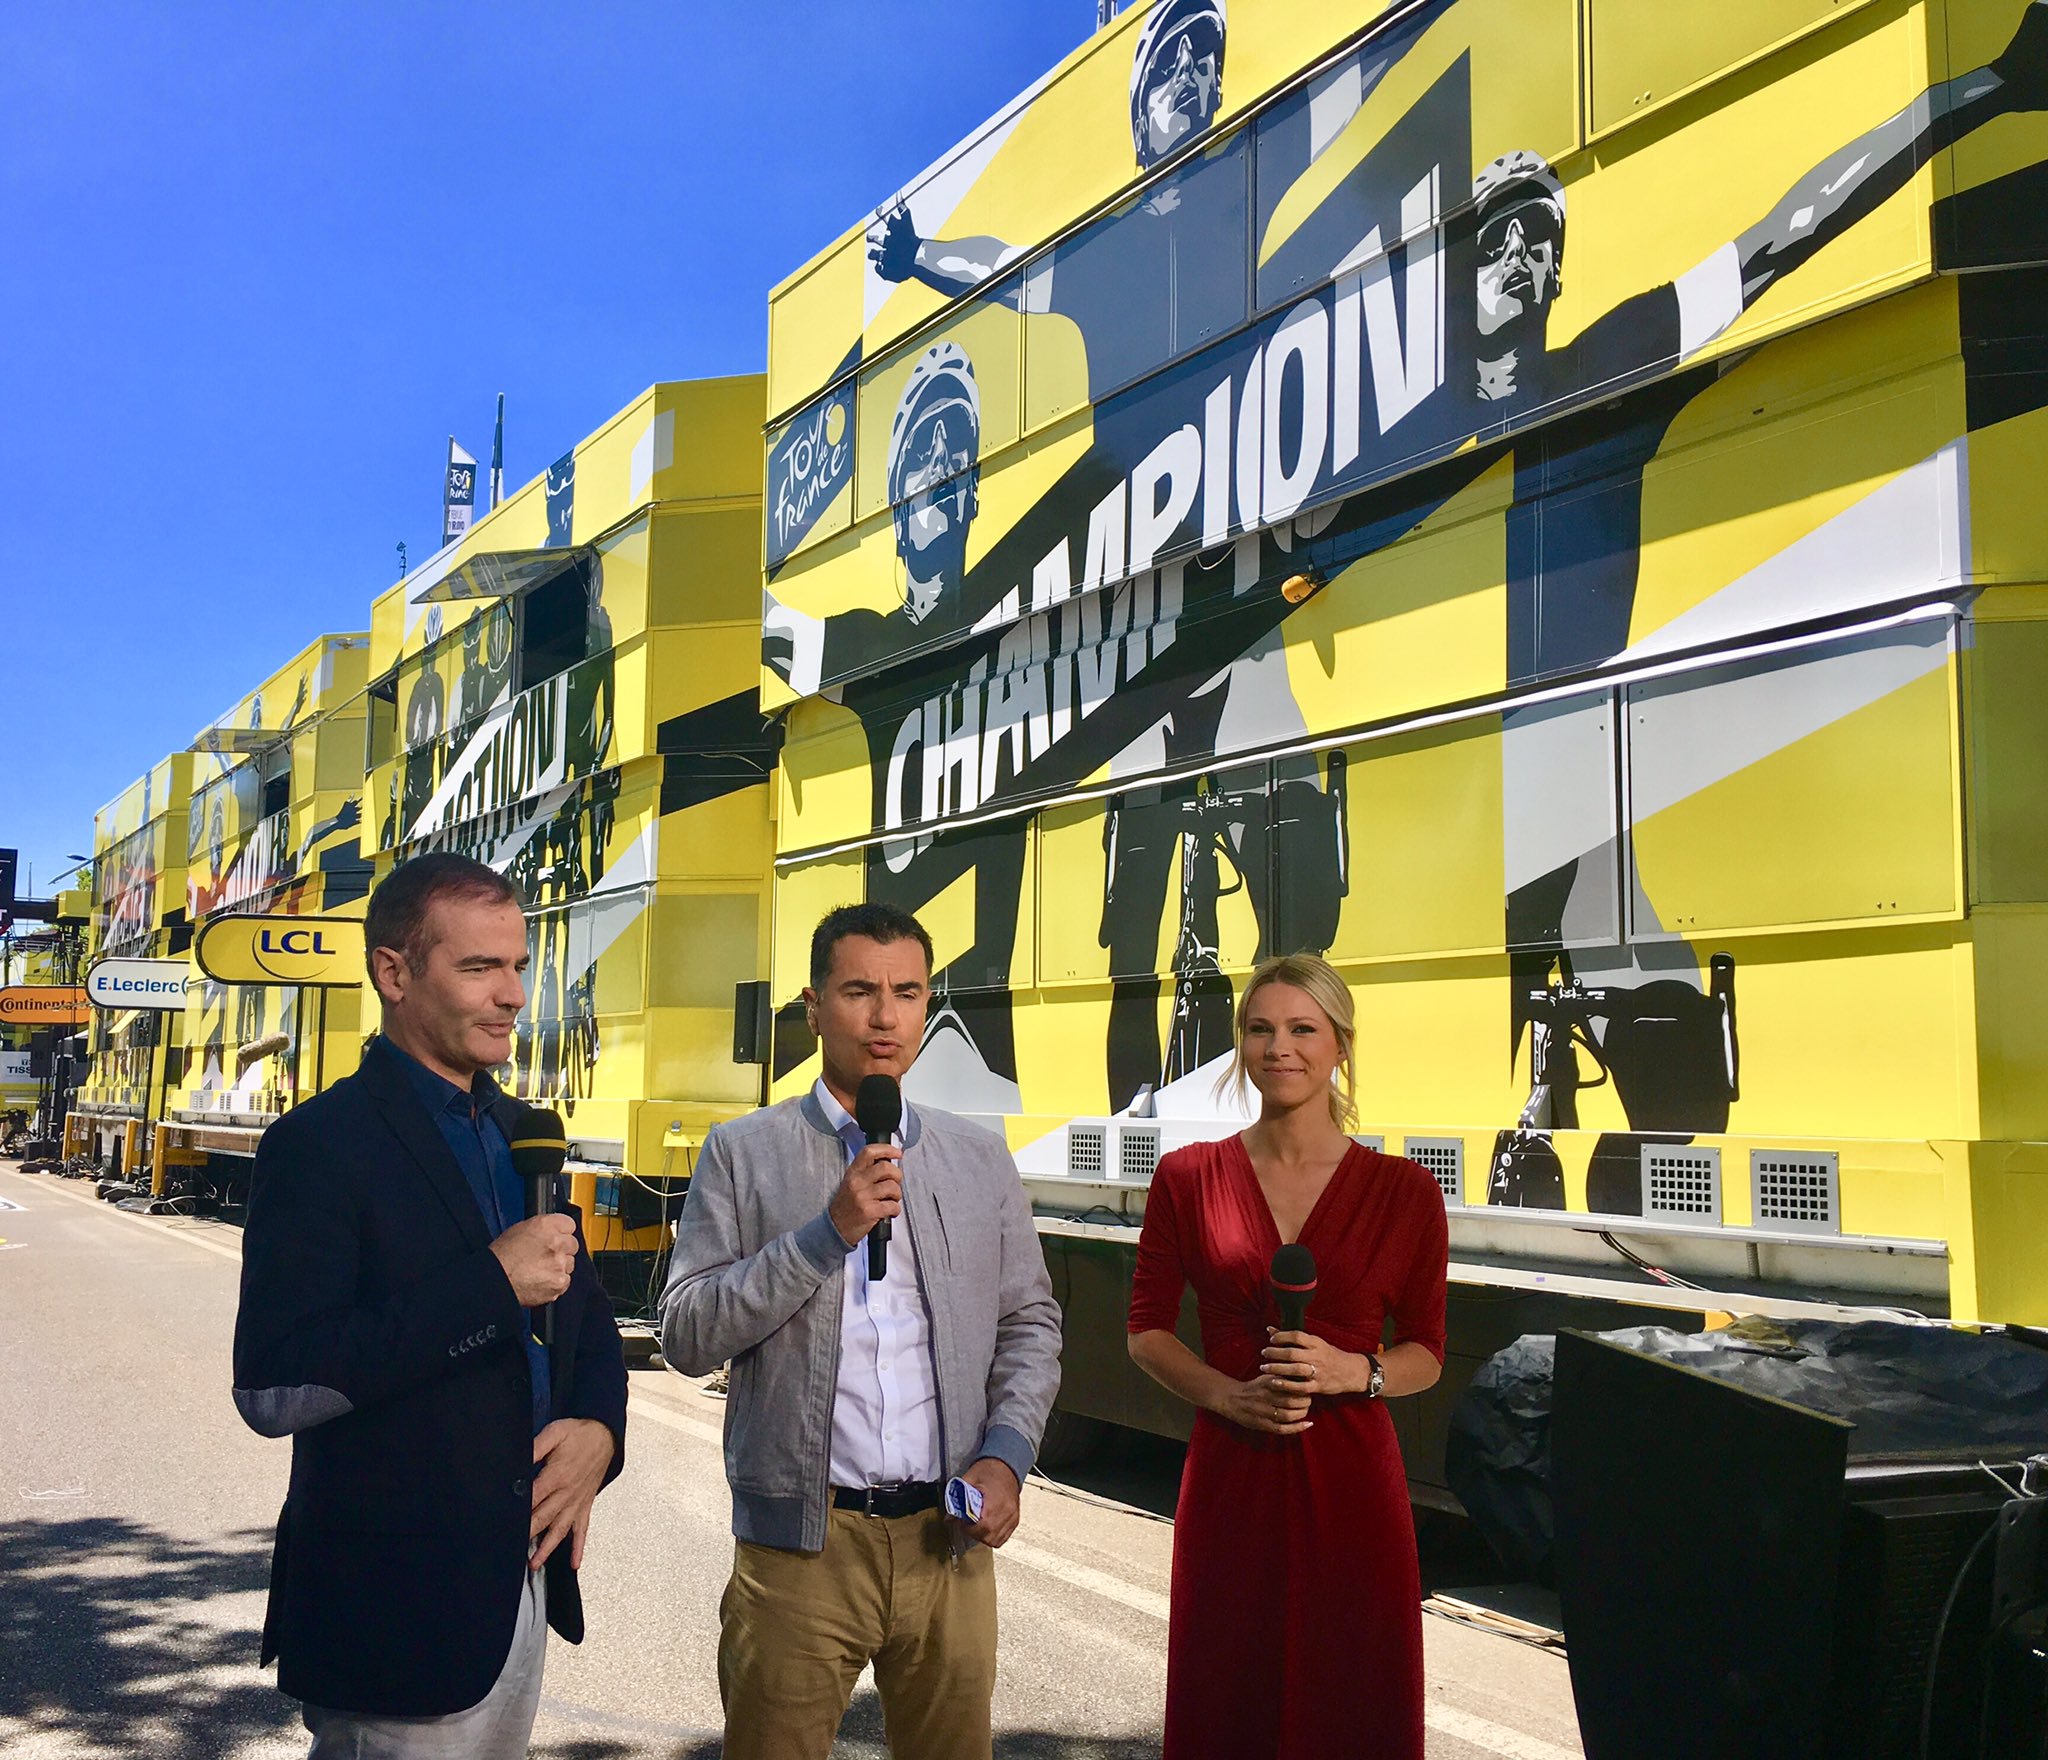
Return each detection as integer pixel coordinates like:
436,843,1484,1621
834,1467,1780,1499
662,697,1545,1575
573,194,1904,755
232,1034,628,1717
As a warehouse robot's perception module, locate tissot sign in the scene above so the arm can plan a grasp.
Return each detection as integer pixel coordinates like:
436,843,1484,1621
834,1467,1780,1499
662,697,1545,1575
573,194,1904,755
86,958,194,1011
194,914,365,987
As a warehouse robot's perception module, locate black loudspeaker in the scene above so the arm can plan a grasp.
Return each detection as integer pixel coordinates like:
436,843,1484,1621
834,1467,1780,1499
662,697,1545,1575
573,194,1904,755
28,1049,51,1079
731,980,771,1065
1553,1330,2039,1760
1551,1329,1854,1760
1836,1485,2009,1758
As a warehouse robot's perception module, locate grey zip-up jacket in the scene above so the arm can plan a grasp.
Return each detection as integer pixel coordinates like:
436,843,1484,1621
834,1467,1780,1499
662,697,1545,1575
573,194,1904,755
658,1090,1061,1553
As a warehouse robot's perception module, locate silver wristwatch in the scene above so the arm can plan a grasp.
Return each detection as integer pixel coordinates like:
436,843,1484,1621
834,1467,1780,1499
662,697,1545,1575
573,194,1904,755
1365,1354,1385,1399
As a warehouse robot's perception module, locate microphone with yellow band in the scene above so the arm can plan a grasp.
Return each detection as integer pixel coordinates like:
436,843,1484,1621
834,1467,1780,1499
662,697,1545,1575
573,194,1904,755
503,1102,568,1345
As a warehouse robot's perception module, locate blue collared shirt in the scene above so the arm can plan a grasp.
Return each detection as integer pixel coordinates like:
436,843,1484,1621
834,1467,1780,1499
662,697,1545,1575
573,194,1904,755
383,1038,551,1435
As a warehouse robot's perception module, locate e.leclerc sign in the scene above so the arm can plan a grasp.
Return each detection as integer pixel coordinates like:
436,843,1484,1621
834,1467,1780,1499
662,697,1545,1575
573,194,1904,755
86,957,194,1011
194,914,365,987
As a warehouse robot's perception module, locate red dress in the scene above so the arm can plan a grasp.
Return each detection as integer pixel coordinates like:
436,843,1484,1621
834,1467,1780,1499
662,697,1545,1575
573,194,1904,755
1128,1135,1449,1760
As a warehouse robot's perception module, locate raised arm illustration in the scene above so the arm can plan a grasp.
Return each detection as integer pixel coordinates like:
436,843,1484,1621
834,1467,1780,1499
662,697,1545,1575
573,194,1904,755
1728,0,2048,312
867,203,1021,303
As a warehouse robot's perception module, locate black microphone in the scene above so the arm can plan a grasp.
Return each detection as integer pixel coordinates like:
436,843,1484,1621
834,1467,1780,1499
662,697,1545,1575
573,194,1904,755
505,1102,567,1346
854,1074,902,1281
1270,1242,1317,1334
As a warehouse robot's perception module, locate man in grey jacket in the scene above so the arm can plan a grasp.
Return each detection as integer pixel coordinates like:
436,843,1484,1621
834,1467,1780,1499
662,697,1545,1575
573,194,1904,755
659,902,1061,1760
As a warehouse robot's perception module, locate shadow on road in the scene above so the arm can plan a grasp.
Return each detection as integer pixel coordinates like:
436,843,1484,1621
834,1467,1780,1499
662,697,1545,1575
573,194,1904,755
0,1517,1161,1760
663,1689,1162,1758
0,1515,294,1757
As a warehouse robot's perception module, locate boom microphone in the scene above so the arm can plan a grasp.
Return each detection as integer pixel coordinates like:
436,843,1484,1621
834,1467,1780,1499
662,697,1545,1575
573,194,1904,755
854,1074,903,1281
505,1103,568,1345
1270,1242,1317,1334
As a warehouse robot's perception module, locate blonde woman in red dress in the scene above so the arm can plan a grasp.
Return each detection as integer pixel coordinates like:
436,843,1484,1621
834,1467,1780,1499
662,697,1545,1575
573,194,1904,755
1128,953,1449,1759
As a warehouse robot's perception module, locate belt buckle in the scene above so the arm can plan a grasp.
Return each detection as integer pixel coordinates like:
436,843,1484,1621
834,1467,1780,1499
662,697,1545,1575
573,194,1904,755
864,1480,903,1516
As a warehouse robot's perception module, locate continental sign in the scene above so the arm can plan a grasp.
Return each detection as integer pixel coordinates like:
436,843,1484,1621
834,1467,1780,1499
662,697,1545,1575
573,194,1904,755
762,0,2048,694
0,987,91,1025
194,914,365,987
85,958,194,1011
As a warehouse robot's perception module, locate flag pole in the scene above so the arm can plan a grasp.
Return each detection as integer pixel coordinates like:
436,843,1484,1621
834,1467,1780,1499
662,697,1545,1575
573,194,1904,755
491,393,505,509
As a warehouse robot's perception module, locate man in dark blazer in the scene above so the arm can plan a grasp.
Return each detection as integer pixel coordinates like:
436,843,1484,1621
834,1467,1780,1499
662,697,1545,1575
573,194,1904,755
233,851,628,1757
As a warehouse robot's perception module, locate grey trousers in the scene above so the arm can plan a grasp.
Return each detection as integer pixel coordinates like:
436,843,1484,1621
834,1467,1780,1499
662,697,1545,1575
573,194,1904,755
302,1566,547,1759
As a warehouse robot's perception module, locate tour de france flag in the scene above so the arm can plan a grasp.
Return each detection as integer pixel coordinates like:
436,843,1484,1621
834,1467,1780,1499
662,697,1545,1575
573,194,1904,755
443,438,479,548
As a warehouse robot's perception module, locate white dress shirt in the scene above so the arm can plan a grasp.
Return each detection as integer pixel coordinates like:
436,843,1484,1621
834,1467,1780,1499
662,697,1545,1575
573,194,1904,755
815,1078,943,1488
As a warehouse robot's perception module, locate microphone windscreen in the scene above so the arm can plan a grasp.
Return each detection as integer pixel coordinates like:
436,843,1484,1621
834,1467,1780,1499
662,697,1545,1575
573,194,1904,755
504,1103,568,1182
1270,1242,1317,1295
854,1074,902,1142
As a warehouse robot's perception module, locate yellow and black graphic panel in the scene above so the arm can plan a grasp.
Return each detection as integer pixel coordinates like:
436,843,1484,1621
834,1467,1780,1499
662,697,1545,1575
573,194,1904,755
1938,0,2048,270
373,572,613,860
767,0,1579,425
766,850,863,1087
187,635,371,922
91,756,193,959
174,975,366,1119
767,0,2048,695
1488,621,1959,1213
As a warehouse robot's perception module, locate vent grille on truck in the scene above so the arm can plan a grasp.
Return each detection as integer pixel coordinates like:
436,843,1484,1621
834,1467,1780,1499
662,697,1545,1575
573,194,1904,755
1119,1126,1161,1182
1751,1150,1839,1234
1403,1137,1464,1207
1067,1123,1106,1179
1642,1145,1721,1222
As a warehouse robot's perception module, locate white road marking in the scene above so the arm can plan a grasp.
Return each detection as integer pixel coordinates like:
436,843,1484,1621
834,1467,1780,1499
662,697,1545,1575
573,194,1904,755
536,1696,720,1743
0,1166,245,1264
1425,1701,1584,1760
626,1389,725,1442
996,1537,1172,1622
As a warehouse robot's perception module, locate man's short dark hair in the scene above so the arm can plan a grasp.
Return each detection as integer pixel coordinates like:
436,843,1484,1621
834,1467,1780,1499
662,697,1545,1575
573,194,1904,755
809,903,934,992
365,852,521,981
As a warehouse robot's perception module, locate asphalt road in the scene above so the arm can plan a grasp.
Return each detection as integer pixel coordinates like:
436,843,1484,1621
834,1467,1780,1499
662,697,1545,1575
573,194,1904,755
0,1158,1585,1759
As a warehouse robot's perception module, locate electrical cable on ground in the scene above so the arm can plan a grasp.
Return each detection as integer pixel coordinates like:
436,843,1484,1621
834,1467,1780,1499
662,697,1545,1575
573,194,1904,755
1026,1466,1176,1526
1595,1229,1709,1291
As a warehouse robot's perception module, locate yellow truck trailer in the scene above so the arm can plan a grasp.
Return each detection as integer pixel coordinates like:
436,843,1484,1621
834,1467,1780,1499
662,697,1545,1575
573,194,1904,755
154,633,373,1184
363,375,778,1316
756,0,2048,1485
73,753,196,1184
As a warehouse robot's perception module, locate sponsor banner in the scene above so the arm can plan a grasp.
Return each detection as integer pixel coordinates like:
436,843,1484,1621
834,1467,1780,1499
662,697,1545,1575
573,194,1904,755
0,1051,32,1081
194,914,365,987
0,987,91,1025
86,958,194,1011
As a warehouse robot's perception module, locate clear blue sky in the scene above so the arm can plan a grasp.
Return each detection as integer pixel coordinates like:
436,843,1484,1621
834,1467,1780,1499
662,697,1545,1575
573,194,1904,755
0,0,1088,896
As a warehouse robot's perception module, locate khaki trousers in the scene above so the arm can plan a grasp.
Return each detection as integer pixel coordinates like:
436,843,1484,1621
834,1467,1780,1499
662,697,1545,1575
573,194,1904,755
719,1507,998,1760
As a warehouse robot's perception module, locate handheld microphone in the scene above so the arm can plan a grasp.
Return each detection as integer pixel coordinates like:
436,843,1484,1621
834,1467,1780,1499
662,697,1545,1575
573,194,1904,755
854,1074,903,1281
505,1103,568,1345
1270,1242,1317,1335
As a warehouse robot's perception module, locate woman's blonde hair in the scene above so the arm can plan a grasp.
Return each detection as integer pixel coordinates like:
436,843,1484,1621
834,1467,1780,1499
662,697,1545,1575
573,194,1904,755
1218,952,1360,1130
